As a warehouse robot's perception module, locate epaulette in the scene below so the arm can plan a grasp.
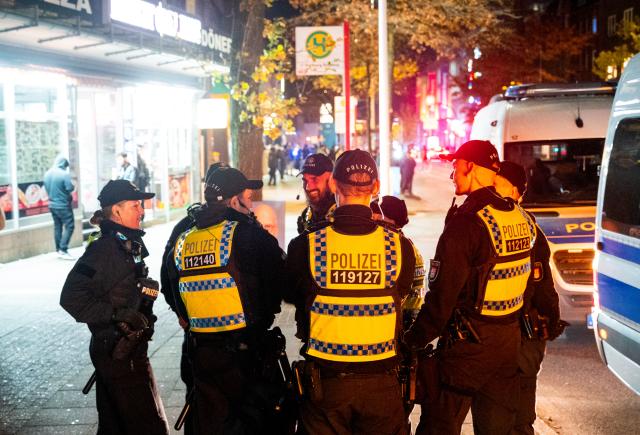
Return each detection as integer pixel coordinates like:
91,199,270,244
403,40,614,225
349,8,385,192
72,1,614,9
373,218,401,234
304,218,332,234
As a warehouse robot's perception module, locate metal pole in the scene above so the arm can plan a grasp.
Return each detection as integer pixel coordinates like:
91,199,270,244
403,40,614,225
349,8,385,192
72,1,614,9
343,21,351,151
378,0,390,195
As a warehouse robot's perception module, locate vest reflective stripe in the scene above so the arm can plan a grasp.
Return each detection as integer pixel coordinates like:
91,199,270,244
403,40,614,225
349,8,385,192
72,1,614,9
190,313,246,329
476,205,535,316
308,338,395,357
307,226,400,363
174,221,246,333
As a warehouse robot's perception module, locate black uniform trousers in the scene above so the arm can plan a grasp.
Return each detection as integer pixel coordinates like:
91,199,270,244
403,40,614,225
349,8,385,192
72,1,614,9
181,332,195,435
300,371,407,435
190,339,284,435
89,334,168,435
512,338,546,435
417,319,520,435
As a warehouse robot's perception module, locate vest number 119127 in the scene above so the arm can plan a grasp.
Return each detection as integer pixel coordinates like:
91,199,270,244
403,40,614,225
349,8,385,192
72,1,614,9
330,270,381,284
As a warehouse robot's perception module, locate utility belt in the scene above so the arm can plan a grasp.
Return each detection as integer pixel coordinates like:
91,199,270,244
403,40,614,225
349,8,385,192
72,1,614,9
443,308,483,349
521,307,550,341
189,330,254,352
292,359,399,403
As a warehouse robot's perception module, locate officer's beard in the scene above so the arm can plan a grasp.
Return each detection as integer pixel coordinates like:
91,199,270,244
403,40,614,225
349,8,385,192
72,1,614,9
310,190,335,216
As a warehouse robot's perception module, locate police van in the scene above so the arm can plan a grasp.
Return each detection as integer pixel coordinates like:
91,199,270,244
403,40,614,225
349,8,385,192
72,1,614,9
471,83,615,324
593,53,640,394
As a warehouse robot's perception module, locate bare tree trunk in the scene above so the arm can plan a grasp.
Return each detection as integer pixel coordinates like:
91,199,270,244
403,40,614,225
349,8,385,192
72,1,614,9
230,0,266,199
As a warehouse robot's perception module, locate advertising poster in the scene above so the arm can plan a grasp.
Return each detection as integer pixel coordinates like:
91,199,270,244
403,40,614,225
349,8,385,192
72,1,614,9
169,173,190,209
0,182,78,219
253,200,286,249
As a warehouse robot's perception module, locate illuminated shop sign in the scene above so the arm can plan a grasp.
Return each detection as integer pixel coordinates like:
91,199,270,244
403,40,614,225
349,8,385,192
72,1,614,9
42,0,93,14
110,0,231,54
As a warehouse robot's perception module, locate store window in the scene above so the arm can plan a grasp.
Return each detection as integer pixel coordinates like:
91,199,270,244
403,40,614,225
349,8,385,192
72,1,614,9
0,117,12,221
14,85,64,219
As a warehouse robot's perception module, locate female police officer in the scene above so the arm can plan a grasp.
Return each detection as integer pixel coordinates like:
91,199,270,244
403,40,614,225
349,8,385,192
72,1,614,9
60,180,169,434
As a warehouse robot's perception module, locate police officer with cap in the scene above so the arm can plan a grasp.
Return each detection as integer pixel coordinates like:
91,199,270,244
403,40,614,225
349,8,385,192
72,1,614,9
160,162,228,435
60,180,169,434
404,140,536,434
287,149,416,434
165,166,285,433
297,153,336,234
494,161,567,435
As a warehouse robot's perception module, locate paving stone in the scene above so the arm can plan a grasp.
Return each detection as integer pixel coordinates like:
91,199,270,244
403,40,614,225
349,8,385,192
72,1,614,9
28,407,98,426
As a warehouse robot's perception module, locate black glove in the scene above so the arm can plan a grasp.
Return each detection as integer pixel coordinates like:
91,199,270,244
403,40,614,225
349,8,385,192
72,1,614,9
548,319,570,341
113,307,149,331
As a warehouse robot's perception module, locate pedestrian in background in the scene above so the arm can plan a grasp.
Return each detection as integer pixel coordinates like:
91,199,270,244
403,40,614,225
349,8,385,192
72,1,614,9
60,180,168,434
43,156,75,260
400,150,417,197
495,161,568,435
135,144,151,193
286,150,417,434
166,166,286,433
268,146,279,186
117,151,137,184
404,140,535,435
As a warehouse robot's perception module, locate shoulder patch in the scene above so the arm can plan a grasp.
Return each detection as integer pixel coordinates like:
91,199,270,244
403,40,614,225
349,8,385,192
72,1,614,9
428,259,441,282
533,261,543,282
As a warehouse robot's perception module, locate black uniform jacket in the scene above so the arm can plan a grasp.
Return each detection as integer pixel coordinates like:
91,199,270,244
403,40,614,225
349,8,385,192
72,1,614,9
296,195,336,235
408,186,529,347
60,220,149,333
523,217,560,327
162,203,286,335
286,204,416,373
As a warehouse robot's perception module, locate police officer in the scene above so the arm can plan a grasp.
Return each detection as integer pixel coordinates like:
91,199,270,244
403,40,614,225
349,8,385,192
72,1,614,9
287,149,416,434
159,162,228,435
404,140,536,435
494,161,567,435
297,153,336,234
60,180,168,434
165,166,285,433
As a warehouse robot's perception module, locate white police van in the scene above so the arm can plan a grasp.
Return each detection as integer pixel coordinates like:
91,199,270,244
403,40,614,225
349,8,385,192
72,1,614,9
471,83,615,324
593,53,640,395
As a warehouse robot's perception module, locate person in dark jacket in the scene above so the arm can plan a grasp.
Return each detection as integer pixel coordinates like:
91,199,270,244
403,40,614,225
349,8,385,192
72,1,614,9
60,180,168,434
268,146,279,186
44,156,75,260
159,162,228,435
296,153,336,234
286,150,417,434
494,161,567,435
404,141,536,435
400,150,417,197
165,166,286,434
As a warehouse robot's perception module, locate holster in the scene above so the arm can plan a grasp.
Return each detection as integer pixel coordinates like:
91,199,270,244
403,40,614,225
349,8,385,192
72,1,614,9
521,307,550,341
292,360,323,402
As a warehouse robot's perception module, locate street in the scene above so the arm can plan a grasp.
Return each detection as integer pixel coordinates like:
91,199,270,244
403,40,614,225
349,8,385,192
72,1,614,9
0,161,639,434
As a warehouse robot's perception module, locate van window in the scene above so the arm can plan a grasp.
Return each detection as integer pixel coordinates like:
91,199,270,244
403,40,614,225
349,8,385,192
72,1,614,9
601,118,640,239
504,138,603,207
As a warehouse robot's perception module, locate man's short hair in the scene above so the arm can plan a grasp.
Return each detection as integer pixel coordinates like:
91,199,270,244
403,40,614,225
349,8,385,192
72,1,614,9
335,173,376,197
119,152,128,158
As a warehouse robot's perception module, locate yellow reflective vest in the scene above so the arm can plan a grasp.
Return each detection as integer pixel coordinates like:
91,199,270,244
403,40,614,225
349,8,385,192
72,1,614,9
174,220,247,333
475,204,536,317
307,225,402,363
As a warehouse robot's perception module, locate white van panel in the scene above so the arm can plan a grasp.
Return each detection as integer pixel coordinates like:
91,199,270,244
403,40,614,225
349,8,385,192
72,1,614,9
503,97,612,144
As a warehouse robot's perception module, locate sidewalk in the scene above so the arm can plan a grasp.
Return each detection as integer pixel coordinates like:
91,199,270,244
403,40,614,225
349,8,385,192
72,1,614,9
0,163,555,434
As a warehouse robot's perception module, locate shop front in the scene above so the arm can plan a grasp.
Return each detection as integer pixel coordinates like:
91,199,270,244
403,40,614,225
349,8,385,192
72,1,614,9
0,0,231,262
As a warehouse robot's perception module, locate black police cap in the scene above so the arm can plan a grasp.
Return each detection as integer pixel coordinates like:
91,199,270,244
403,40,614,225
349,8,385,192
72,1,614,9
98,180,155,208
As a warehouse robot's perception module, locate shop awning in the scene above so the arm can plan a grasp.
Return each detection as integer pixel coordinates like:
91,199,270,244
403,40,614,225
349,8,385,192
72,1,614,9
0,2,230,86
